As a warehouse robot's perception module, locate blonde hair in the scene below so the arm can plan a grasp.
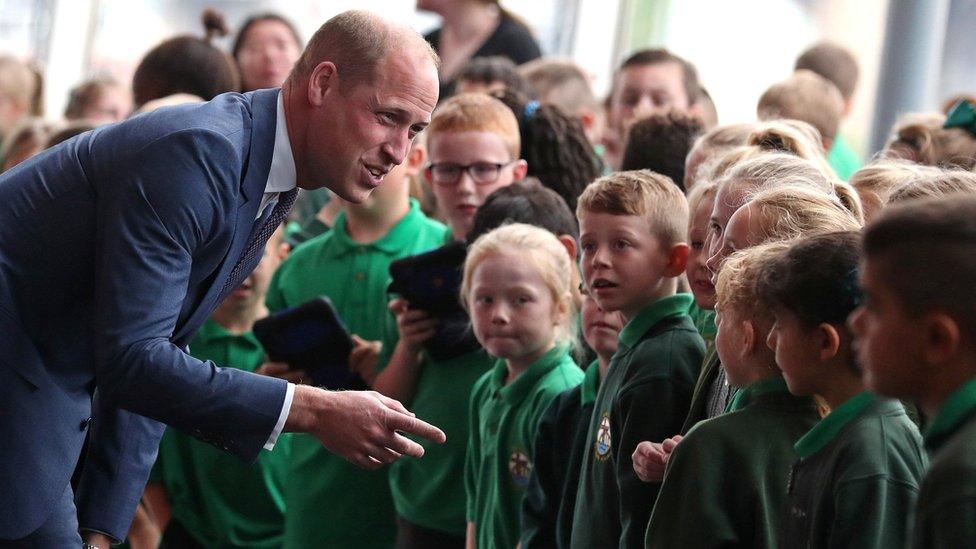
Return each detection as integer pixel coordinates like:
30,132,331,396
0,56,36,108
757,69,844,142
519,57,597,114
462,223,578,348
745,184,863,243
887,170,976,204
849,160,938,221
686,180,717,229
577,169,689,245
747,119,835,177
427,92,521,158
715,241,790,324
885,111,976,170
686,123,755,189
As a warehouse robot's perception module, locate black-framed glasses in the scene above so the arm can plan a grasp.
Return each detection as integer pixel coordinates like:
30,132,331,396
425,160,516,186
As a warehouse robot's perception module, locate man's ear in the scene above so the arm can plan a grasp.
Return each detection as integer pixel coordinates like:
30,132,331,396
512,159,529,181
308,61,338,106
665,243,690,277
817,323,842,361
557,234,578,263
922,312,961,365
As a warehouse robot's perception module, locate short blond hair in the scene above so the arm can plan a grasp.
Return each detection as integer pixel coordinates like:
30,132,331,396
758,69,844,142
576,170,689,245
426,93,521,158
887,170,976,204
885,111,976,170
716,241,790,324
462,223,578,348
745,184,863,243
519,57,597,115
748,119,835,177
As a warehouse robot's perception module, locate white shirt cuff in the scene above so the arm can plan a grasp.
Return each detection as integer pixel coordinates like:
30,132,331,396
264,382,295,450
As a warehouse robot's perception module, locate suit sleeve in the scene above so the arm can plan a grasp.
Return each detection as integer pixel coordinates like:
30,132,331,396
89,128,287,460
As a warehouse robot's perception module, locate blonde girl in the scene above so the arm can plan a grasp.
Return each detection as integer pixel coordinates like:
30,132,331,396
884,105,976,170
462,223,584,549
849,160,938,222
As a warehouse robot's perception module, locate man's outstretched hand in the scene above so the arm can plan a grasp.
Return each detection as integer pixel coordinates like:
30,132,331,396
284,384,446,469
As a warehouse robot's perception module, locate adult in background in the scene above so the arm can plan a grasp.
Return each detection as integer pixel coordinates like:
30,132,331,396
418,0,541,100
0,10,444,548
233,12,304,93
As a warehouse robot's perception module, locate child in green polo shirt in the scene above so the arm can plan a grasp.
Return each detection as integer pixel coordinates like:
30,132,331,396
758,230,925,548
462,223,585,549
145,229,289,548
646,242,820,548
849,194,976,548
520,291,624,549
570,170,705,549
370,93,528,548
263,142,449,549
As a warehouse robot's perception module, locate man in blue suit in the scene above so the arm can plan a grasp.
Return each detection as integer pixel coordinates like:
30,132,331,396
0,10,445,547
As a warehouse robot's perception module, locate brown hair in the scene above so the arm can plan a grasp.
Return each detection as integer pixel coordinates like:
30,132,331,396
716,241,789,325
427,92,521,158
794,42,859,101
577,169,689,245
619,48,701,105
757,70,844,142
64,77,123,120
519,57,597,114
747,119,834,177
849,160,939,221
885,111,976,170
621,111,704,192
232,12,303,59
132,9,240,107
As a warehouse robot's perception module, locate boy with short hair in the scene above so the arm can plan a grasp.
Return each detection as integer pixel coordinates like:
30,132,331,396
371,92,527,547
455,56,532,99
264,141,449,549
757,69,845,156
569,170,705,549
795,41,862,179
850,194,976,548
519,58,604,145
603,49,703,170
145,229,289,548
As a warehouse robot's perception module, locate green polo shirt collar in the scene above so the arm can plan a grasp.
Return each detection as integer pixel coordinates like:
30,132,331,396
794,391,876,459
725,375,789,413
489,345,567,404
322,198,425,258
581,360,601,406
194,318,262,349
618,293,694,349
924,377,976,451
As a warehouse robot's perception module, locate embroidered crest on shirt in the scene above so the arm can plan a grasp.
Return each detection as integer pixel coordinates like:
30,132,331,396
509,448,533,486
595,411,612,460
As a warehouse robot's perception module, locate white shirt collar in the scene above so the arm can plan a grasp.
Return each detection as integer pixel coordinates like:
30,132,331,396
265,91,297,194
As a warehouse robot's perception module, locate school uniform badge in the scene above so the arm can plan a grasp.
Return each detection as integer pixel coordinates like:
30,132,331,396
509,448,533,486
595,411,612,460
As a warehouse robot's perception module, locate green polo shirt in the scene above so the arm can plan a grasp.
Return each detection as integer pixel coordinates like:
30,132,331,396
687,302,716,346
149,319,288,548
646,378,819,548
912,377,976,549
782,391,926,548
465,346,584,549
570,294,704,549
521,360,600,549
828,133,862,181
265,199,449,549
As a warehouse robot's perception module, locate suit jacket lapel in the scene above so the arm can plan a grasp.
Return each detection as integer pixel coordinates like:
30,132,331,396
173,89,281,343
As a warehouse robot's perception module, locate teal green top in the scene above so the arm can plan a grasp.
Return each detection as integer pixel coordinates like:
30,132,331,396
828,133,862,181
912,377,976,548
795,391,875,458
150,319,288,548
266,199,449,549
687,302,716,344
725,376,789,414
571,294,704,549
465,346,583,549
580,357,600,406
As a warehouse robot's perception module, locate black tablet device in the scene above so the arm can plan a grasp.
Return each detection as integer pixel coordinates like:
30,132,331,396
253,296,365,390
388,241,481,361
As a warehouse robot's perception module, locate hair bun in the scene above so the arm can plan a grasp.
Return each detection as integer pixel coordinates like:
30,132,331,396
201,9,229,42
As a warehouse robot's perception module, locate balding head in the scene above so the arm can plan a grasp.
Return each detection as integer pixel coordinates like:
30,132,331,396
288,10,438,91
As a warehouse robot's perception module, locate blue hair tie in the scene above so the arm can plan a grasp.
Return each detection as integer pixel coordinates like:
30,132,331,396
524,100,540,119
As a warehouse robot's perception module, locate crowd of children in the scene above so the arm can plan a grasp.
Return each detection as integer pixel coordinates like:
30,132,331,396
5,7,976,548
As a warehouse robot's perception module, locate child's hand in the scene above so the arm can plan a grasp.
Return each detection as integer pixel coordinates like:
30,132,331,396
349,334,382,385
256,361,307,384
632,441,669,483
389,298,438,354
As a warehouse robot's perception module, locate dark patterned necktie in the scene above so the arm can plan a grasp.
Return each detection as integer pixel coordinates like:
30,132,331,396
220,188,298,296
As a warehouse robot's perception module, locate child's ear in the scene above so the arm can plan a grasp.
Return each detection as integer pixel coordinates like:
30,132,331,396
403,143,426,176
512,159,529,182
557,235,578,263
664,243,690,277
740,320,756,358
817,323,842,361
921,311,961,365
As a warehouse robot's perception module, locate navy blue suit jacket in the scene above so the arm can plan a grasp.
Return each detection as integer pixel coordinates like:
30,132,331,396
0,89,289,539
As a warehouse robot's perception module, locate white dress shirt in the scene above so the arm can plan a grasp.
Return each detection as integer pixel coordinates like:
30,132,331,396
261,92,297,450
